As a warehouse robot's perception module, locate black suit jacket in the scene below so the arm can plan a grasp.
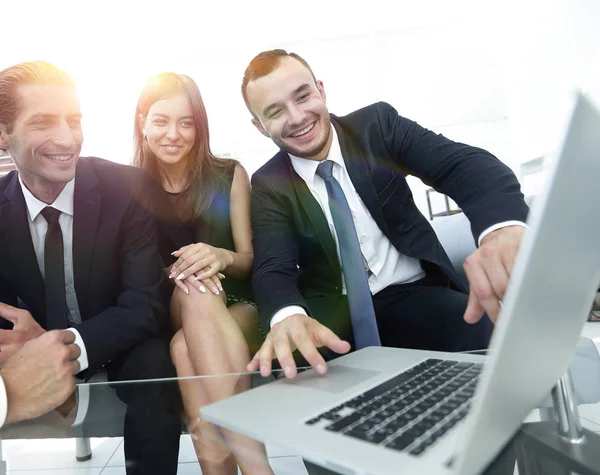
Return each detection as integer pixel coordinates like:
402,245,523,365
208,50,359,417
0,157,167,376
251,102,529,334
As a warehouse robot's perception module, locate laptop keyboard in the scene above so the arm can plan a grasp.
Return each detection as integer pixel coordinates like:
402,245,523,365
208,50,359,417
305,358,482,456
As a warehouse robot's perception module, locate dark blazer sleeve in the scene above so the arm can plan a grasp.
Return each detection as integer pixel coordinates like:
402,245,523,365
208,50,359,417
0,273,17,329
75,178,166,375
374,102,528,240
251,171,309,330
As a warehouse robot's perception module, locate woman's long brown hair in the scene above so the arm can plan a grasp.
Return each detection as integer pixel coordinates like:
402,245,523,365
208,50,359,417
133,72,235,218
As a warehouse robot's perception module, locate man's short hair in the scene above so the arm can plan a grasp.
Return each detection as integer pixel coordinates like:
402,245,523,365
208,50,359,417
0,61,75,134
241,49,316,116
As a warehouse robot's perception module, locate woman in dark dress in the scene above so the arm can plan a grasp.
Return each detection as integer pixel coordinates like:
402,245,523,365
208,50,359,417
133,73,272,475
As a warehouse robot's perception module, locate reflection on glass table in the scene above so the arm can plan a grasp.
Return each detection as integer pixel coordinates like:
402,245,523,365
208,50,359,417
0,341,599,475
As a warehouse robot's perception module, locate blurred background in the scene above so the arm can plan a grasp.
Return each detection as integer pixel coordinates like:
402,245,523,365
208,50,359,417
2,0,599,216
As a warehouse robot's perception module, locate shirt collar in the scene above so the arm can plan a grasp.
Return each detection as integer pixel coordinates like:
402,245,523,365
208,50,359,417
18,174,75,221
288,124,346,186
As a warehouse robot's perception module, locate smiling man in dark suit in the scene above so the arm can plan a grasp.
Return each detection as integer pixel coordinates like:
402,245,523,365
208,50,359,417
243,50,529,379
0,61,180,475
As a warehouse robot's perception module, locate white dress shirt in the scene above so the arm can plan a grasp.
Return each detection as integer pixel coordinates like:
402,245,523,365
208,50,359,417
270,126,526,327
0,177,90,428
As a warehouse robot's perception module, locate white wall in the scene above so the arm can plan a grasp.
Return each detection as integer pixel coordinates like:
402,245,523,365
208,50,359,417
2,0,599,215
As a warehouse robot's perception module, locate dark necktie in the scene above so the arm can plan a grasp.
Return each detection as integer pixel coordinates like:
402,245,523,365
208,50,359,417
315,160,381,348
41,206,69,330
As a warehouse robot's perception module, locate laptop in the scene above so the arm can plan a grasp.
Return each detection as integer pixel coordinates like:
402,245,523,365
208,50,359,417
201,92,600,475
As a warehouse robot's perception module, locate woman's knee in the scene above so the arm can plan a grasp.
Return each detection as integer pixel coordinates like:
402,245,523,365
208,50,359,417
177,288,228,324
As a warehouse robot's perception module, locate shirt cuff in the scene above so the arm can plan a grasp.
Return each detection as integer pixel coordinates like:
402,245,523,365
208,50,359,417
270,305,308,328
0,375,7,428
66,328,89,372
478,221,528,247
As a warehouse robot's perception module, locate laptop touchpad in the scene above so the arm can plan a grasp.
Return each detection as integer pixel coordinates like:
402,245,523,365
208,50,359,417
282,365,382,393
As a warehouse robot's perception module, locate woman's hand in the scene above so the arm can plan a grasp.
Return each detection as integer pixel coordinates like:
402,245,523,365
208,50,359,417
166,264,224,296
169,243,232,282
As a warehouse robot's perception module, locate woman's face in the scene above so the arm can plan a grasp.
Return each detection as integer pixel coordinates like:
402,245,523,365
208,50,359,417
142,94,196,167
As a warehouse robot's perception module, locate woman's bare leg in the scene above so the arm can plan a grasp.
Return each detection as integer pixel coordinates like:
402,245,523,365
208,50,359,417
171,286,273,474
170,329,237,475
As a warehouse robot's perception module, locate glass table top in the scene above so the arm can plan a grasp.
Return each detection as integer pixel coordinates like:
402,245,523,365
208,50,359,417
1,340,600,475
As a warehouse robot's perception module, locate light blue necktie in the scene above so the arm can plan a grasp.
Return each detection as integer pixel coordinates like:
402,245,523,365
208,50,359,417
316,160,381,348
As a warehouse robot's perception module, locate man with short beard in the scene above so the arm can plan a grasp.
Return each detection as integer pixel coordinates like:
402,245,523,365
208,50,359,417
242,49,528,379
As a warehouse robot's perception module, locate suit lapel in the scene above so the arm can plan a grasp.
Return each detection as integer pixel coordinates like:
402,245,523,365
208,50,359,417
288,159,340,274
72,160,101,309
332,119,390,236
0,174,46,324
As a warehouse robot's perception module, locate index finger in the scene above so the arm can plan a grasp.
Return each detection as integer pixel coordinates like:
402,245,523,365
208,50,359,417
59,330,76,345
272,332,297,378
293,330,327,375
169,245,195,272
464,287,486,324
257,339,275,377
464,258,500,321
66,342,81,361
0,302,20,323
170,244,193,257
247,352,261,372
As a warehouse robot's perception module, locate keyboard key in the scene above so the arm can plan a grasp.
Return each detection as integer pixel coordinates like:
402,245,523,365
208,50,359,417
394,412,413,424
368,414,386,425
410,445,426,456
428,412,445,424
455,362,474,370
321,411,341,421
367,430,389,444
412,418,435,433
325,413,362,432
454,393,469,404
379,394,395,404
391,401,409,412
382,416,410,432
345,429,369,441
354,420,378,432
357,403,378,416
438,361,457,368
429,392,445,404
379,422,402,435
387,434,413,451
363,372,415,400
405,426,425,440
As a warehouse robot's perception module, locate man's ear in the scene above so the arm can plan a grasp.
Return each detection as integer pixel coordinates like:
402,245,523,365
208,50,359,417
0,123,10,151
251,118,270,138
316,80,327,102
